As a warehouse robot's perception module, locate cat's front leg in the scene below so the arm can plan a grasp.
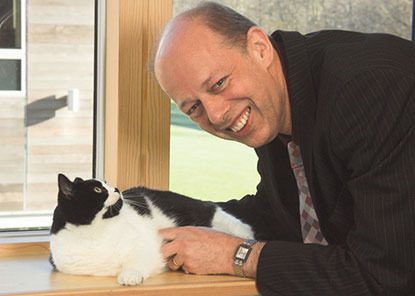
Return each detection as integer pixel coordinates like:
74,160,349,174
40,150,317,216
117,269,145,285
117,244,165,285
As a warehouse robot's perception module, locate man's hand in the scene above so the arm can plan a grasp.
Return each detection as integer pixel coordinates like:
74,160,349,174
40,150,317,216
159,226,265,278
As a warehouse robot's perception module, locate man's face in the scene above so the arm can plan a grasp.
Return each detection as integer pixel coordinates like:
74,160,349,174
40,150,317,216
155,21,288,148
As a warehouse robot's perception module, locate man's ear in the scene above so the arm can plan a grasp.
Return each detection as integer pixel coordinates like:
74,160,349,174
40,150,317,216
58,173,73,199
246,26,274,68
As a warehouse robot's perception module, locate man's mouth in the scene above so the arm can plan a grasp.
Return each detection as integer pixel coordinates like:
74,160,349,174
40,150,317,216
229,107,251,133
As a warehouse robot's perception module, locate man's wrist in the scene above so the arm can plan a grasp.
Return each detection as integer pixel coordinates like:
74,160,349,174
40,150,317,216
242,241,265,278
230,238,266,278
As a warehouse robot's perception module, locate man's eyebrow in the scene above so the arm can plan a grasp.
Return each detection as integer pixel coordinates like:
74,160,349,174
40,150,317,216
178,98,195,111
178,100,188,111
201,75,213,90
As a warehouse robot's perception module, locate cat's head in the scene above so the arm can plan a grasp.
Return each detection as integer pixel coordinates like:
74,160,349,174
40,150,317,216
56,173,123,226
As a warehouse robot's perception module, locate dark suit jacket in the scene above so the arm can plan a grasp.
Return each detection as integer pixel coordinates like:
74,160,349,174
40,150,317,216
219,30,415,295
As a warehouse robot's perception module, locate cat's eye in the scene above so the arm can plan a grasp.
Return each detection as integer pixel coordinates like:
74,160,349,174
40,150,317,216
93,187,102,193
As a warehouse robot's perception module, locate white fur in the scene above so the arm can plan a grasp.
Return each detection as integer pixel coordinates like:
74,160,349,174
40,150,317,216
50,183,254,285
211,207,254,239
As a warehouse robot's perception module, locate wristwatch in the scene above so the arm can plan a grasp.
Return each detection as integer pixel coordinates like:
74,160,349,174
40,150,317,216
233,239,257,277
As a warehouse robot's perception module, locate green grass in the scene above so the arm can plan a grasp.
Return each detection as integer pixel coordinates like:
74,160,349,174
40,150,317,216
169,125,260,202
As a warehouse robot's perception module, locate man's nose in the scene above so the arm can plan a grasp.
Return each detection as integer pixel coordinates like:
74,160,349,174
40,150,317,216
201,95,230,126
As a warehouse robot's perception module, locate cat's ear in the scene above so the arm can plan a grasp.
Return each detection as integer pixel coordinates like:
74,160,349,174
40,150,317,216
58,173,74,198
74,177,84,183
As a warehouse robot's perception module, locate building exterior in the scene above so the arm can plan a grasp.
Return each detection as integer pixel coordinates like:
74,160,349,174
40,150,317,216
0,0,94,213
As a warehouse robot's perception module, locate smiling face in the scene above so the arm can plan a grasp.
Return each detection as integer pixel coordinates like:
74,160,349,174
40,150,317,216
155,19,291,148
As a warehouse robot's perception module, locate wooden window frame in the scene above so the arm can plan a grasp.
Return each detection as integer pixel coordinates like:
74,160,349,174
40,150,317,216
104,0,171,191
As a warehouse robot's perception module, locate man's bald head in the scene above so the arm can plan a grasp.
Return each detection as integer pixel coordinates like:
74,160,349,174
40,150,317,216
154,2,258,69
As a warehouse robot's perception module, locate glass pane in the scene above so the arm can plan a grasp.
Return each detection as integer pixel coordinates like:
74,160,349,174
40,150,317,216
170,0,413,202
0,0,21,49
0,59,21,90
0,0,95,230
170,102,260,201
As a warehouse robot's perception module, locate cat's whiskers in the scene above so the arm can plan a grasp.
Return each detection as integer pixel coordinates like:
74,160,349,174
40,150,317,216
113,200,122,211
123,198,148,210
103,197,123,219
121,192,139,198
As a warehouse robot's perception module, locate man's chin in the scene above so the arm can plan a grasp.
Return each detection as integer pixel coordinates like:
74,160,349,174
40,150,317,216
208,128,276,148
240,133,279,149
234,137,272,149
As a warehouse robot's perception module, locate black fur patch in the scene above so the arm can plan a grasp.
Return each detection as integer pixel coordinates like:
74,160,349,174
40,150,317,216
49,254,57,270
103,198,123,219
124,187,217,227
50,206,67,234
122,188,152,216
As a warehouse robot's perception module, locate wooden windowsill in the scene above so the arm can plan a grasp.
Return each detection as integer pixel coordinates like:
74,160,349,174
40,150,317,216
0,242,258,296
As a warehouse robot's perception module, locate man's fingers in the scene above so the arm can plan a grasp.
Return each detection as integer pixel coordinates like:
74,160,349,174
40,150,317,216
160,240,178,259
167,255,183,271
158,227,179,241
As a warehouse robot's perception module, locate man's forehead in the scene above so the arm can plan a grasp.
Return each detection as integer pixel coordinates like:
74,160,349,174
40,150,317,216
156,26,226,79
155,18,242,103
157,18,205,57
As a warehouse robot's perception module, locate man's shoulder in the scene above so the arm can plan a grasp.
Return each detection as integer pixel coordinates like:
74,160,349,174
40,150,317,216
272,29,412,49
273,30,415,81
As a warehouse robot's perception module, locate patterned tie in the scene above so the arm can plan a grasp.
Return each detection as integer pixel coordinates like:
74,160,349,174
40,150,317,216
287,141,328,245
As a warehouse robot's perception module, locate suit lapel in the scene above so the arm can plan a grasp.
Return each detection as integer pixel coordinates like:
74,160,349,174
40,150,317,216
271,31,326,227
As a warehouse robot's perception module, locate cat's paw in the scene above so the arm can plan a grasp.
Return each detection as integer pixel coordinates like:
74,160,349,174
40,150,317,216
117,270,145,285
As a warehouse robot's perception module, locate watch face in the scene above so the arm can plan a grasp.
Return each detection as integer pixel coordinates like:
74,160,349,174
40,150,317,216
235,246,249,260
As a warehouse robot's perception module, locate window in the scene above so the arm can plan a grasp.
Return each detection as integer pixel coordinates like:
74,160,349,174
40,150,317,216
0,0,21,49
170,101,260,201
0,59,21,90
0,0,96,231
170,0,414,202
0,0,25,95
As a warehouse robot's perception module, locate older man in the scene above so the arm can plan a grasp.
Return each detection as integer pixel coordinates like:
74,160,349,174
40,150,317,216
154,2,415,295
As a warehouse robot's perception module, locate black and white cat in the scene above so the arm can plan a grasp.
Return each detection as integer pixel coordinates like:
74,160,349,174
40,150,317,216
49,174,254,285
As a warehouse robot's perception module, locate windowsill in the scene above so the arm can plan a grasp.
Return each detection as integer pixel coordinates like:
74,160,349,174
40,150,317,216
0,213,53,233
0,230,50,244
0,241,259,296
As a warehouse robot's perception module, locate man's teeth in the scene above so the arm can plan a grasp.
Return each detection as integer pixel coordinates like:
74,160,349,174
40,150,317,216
231,107,250,133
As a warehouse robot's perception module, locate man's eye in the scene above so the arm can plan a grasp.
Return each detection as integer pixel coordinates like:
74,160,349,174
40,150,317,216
213,77,226,90
215,78,225,88
187,102,200,115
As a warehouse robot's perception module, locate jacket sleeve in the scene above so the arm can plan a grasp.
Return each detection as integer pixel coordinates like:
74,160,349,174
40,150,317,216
217,140,303,243
256,69,415,295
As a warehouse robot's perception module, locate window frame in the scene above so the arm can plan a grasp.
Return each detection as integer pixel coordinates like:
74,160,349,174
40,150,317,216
0,0,26,97
103,0,171,191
